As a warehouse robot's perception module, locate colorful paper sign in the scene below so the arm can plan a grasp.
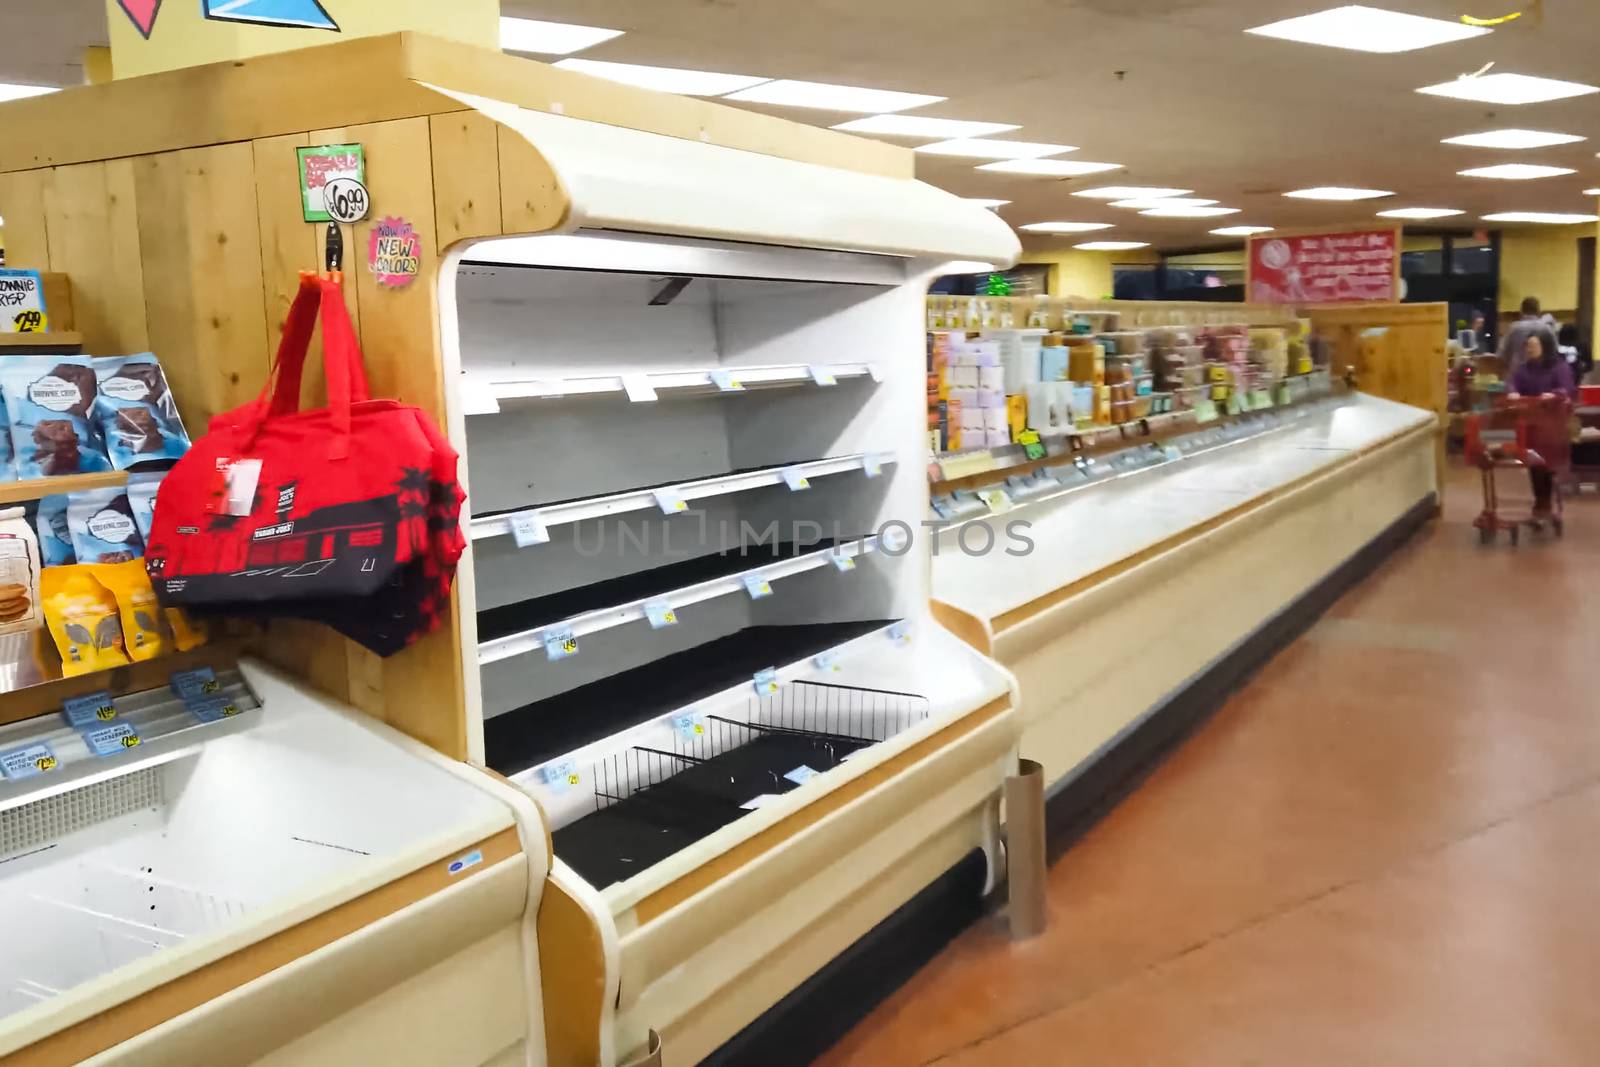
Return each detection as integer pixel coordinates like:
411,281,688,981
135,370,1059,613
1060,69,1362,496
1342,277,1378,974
117,0,163,38
202,0,338,30
0,269,47,333
367,216,422,289
1248,230,1397,304
297,144,364,223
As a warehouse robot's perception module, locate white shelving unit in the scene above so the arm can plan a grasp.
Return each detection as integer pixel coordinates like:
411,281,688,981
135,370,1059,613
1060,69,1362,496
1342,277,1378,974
462,360,883,414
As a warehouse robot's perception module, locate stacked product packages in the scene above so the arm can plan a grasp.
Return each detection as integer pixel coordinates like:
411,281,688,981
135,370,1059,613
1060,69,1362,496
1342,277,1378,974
0,353,207,675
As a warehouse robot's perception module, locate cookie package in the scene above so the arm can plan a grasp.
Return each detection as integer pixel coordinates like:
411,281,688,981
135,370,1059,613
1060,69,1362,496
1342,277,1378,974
67,487,146,565
40,565,128,675
35,494,76,566
93,354,192,471
0,506,43,635
0,356,113,478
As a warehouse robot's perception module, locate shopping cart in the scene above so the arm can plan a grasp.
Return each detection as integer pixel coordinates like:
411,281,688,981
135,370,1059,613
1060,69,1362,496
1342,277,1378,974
1463,395,1571,545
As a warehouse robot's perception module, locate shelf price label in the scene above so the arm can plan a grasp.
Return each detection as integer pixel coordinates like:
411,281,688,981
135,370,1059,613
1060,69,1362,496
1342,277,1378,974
1163,445,1183,462
977,487,1014,515
781,467,811,491
807,365,837,387
170,667,220,702
741,573,774,600
509,511,550,548
830,551,856,572
189,697,242,724
812,649,842,672
1017,429,1046,462
84,723,141,758
644,599,679,629
886,622,912,646
544,627,579,662
62,690,118,729
0,742,58,780
867,363,884,383
653,488,689,514
752,667,781,695
784,764,820,785
672,713,705,742
862,453,883,478
621,374,658,402
542,760,581,793
709,369,744,392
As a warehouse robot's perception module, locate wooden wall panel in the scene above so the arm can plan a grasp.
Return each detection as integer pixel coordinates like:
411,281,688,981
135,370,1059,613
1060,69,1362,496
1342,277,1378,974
538,880,608,1067
42,160,149,353
0,168,52,270
431,111,503,249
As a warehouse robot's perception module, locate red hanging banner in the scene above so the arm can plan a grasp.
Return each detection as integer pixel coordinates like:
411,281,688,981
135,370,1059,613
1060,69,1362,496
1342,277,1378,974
1247,229,1398,304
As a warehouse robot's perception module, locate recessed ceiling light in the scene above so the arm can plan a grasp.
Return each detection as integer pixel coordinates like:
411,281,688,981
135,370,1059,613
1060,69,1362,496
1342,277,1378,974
1442,129,1586,150
1109,197,1219,209
1139,206,1241,217
499,16,624,55
1418,72,1600,105
977,159,1123,176
1211,226,1274,236
1284,187,1394,200
832,115,1020,139
1074,241,1150,251
963,198,1011,209
723,79,944,114
1459,163,1576,180
1072,186,1193,200
1482,211,1598,224
916,138,1076,160
1246,5,1488,53
1377,207,1466,218
0,83,58,102
553,59,769,96
1018,222,1116,233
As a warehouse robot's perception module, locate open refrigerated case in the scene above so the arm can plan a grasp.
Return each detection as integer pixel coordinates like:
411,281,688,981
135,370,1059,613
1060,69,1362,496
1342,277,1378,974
437,98,1023,1066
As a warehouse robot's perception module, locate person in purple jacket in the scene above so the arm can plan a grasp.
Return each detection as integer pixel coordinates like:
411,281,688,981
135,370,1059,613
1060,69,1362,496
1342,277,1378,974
1508,331,1576,518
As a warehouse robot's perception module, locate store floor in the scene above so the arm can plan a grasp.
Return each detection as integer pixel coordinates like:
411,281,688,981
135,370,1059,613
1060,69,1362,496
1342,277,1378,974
817,463,1600,1066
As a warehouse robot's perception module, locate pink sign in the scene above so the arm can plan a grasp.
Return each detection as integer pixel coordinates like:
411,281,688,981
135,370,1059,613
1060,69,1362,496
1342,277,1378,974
367,217,421,290
1248,230,1397,304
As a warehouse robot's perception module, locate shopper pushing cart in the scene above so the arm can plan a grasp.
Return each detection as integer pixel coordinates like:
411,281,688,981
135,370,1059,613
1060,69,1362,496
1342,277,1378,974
1465,332,1576,544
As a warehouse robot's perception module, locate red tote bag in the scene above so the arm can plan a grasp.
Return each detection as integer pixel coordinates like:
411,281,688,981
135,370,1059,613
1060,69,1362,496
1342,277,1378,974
147,274,465,653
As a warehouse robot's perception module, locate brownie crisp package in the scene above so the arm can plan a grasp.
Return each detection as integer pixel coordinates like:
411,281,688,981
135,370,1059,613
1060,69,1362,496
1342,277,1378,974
1,356,113,478
125,473,163,542
35,494,76,566
94,354,191,470
67,488,145,565
0,385,14,483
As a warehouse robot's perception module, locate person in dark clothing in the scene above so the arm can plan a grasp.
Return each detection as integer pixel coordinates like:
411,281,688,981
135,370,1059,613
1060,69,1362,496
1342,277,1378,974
1509,331,1576,518
1557,322,1592,380
1498,296,1559,374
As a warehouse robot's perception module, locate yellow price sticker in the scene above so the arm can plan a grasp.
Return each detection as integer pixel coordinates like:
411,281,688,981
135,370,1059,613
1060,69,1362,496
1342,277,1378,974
566,773,580,786
35,754,57,772
121,735,142,749
12,309,46,333
96,704,117,721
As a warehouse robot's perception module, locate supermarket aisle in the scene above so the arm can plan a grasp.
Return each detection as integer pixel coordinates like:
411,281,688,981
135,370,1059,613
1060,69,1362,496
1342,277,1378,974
818,466,1600,1066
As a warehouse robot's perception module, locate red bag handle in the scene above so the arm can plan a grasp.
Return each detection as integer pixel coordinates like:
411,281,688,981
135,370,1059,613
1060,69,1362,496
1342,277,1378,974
246,275,371,460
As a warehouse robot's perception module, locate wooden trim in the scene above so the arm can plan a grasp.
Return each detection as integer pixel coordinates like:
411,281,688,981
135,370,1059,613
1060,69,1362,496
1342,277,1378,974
0,33,909,181
0,332,82,354
931,599,993,656
537,879,609,1067
990,420,1437,634
8,826,523,1067
631,695,1013,924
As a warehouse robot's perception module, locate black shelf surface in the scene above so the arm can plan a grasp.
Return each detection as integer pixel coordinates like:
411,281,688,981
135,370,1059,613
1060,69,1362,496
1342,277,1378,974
484,620,890,777
477,539,847,643
553,730,875,889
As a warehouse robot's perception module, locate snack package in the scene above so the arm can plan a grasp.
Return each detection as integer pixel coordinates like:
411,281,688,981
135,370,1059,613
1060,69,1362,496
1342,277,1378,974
0,356,113,477
0,386,13,483
163,604,209,652
40,565,128,674
67,488,145,565
0,506,43,635
34,494,75,566
125,473,163,542
91,559,166,662
93,355,192,470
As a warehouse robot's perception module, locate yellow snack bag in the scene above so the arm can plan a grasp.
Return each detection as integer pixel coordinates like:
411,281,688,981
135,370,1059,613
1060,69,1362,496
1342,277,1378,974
40,566,129,675
90,560,167,662
163,606,209,652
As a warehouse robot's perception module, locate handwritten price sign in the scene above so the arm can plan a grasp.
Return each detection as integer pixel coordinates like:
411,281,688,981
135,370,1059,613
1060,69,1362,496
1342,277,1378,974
0,269,47,333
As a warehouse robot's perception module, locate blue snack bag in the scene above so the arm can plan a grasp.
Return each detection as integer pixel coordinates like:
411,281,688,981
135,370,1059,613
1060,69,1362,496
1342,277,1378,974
0,384,12,483
0,356,113,478
93,355,191,471
67,488,144,564
35,494,75,566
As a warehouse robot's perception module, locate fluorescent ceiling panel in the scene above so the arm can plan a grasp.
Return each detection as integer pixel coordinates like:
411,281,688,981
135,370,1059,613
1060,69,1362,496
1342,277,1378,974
1211,226,1274,236
1482,212,1598,224
1376,207,1465,218
1072,186,1192,200
1585,189,1600,197
1018,222,1115,233
832,115,1018,138
916,138,1075,159
1442,129,1585,150
1246,5,1488,53
1458,163,1576,180
0,83,59,102
963,198,1011,209
1417,72,1600,105
1283,187,1393,200
1109,197,1219,209
1139,206,1240,217
1074,241,1149,251
552,59,768,96
499,16,623,55
724,79,944,114
977,159,1123,176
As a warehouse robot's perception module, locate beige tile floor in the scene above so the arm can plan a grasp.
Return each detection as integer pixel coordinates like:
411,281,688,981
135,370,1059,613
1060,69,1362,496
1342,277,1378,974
818,465,1600,1066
